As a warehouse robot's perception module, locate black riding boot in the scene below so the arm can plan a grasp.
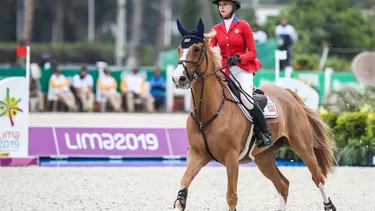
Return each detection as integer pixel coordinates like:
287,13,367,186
250,103,273,147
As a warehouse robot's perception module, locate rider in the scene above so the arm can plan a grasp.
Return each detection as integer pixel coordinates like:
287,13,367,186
210,0,272,147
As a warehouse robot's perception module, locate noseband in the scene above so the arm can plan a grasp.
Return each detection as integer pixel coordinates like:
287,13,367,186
177,35,238,163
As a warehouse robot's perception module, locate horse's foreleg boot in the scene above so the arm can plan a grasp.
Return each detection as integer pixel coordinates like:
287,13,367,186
323,197,336,211
173,188,188,210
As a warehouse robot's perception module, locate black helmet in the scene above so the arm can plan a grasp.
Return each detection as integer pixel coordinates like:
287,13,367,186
212,0,241,11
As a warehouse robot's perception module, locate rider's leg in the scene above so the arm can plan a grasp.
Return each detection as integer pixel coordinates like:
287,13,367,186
229,66,272,147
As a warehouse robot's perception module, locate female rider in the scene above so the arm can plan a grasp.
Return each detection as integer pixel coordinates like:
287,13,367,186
210,0,272,147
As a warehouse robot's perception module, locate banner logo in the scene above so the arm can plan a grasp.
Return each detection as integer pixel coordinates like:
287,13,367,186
0,88,23,127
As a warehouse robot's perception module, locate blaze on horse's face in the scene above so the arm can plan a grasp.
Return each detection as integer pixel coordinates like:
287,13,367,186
173,18,206,89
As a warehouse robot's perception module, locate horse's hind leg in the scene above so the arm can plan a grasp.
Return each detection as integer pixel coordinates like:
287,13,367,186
254,151,289,211
289,136,336,210
173,148,210,211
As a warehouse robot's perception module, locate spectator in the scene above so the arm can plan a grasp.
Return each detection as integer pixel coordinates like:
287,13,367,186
275,17,298,70
47,66,77,111
120,67,154,113
97,68,122,112
149,68,166,111
72,66,95,112
29,71,44,112
39,52,56,71
252,24,267,44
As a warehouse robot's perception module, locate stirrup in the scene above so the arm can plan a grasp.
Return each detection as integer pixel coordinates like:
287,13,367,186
255,131,273,147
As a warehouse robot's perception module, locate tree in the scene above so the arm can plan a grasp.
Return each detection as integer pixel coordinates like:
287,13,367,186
263,0,375,56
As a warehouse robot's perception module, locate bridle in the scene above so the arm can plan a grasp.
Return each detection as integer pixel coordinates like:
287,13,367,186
177,35,238,163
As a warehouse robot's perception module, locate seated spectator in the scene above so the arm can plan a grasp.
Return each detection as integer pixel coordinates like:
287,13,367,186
97,68,123,112
47,66,77,111
120,67,154,112
149,68,166,110
29,72,44,112
72,66,95,112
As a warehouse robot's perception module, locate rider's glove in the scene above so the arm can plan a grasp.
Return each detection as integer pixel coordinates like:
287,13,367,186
227,55,241,66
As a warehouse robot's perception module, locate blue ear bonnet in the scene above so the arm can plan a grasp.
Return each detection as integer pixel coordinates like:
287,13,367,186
177,18,205,48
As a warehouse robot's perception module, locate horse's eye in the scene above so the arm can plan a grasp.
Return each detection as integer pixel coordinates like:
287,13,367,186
194,46,200,52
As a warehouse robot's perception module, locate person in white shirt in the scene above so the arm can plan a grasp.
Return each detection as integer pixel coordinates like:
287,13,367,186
120,67,154,112
275,17,298,69
252,24,267,44
72,66,95,112
48,67,77,111
97,68,122,112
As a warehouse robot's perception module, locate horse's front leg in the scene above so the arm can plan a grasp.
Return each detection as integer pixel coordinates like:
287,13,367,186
225,151,240,211
173,148,210,211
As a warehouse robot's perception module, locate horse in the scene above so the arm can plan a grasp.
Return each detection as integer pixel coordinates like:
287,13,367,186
171,18,337,211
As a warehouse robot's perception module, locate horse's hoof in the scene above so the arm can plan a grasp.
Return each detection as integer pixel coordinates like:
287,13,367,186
323,197,336,211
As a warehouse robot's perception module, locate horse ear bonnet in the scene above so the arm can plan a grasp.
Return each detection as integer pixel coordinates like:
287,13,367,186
176,18,206,48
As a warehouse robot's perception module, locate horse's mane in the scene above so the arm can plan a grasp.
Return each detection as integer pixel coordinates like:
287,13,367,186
203,31,226,85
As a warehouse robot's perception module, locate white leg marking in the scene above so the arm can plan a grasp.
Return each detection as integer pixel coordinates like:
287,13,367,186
278,192,287,210
318,182,330,203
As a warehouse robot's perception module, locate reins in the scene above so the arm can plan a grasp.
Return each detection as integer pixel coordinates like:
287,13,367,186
178,37,258,163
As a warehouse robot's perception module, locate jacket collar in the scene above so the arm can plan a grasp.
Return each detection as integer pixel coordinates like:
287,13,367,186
219,16,239,34
220,16,239,25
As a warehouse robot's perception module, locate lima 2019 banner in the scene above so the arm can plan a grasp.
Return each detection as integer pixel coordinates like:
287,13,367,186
0,77,29,158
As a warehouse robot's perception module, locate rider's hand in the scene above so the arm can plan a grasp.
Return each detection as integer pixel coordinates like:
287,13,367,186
227,55,241,66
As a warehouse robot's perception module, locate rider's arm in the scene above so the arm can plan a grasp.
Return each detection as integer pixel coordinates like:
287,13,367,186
239,21,257,63
209,27,218,47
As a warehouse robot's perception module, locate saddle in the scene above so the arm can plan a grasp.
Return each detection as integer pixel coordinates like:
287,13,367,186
227,80,268,111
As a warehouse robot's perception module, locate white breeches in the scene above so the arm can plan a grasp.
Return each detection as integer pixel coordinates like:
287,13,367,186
228,66,254,110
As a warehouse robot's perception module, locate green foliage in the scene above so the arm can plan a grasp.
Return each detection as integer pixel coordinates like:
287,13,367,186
337,140,374,166
0,42,157,66
334,112,368,149
262,0,375,70
278,147,301,161
323,85,375,113
277,111,375,166
367,113,375,138
179,0,200,29
324,56,351,72
321,111,339,129
292,54,320,70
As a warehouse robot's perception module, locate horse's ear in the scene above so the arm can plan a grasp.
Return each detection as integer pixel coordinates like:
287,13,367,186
197,17,205,37
176,19,187,36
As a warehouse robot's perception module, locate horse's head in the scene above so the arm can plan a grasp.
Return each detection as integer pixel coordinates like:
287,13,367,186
173,18,216,89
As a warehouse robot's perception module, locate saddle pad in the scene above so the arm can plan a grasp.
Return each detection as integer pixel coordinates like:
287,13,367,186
226,85,279,122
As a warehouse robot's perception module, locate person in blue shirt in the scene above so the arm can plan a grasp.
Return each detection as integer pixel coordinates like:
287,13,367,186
149,68,166,110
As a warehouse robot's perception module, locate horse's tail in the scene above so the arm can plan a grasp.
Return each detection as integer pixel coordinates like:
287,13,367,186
285,88,337,177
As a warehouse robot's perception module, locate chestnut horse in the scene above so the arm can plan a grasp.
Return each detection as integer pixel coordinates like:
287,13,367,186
171,18,337,211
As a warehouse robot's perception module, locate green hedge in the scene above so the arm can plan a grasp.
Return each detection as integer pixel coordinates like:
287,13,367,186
0,42,157,66
277,111,375,166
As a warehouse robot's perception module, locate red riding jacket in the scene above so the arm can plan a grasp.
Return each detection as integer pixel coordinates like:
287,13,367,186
210,17,262,75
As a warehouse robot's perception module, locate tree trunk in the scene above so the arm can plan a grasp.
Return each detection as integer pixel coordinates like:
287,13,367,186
23,0,35,44
153,0,170,66
126,0,144,67
52,0,65,42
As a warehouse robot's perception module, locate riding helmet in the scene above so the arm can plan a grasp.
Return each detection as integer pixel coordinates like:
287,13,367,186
212,0,241,11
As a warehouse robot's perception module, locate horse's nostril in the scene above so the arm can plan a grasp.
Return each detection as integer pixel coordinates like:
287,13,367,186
172,77,176,83
179,76,187,82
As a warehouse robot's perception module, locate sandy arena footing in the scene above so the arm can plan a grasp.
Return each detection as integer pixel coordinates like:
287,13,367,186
0,166,374,211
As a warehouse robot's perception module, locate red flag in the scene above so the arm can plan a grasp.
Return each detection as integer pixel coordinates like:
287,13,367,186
16,46,27,57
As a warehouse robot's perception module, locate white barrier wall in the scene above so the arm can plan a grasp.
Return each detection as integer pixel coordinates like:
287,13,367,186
0,77,29,157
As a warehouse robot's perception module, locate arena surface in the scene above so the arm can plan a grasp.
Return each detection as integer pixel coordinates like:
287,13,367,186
0,167,374,211
3,113,372,211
